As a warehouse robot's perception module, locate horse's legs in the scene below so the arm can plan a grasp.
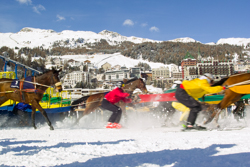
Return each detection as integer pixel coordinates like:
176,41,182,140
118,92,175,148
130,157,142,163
0,96,9,106
204,91,241,128
232,101,245,121
213,109,223,128
203,107,222,128
31,106,37,129
73,95,104,126
31,100,54,130
73,107,96,126
0,97,12,127
203,108,217,125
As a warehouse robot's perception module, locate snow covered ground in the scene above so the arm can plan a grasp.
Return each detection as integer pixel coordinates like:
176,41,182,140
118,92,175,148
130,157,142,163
0,106,250,167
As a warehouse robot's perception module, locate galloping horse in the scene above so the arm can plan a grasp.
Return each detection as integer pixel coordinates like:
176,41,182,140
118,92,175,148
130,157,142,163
0,68,62,130
71,77,148,124
204,73,250,126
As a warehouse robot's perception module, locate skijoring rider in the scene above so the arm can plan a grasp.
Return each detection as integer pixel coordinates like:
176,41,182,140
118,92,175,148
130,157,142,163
100,81,132,129
175,73,227,130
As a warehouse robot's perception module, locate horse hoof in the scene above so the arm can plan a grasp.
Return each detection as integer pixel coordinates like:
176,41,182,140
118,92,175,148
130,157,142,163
216,125,220,128
50,126,54,130
33,126,37,129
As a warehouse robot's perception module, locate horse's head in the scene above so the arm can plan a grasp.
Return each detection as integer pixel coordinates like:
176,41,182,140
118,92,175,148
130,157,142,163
123,78,148,94
136,78,148,94
51,67,63,92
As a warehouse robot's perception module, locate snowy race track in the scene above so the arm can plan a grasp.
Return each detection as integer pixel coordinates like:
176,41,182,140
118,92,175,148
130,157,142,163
0,109,250,167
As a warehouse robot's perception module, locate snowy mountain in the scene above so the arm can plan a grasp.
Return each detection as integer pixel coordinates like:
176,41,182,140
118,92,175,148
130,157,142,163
1,27,249,50
169,37,199,43
98,30,157,44
217,38,250,47
1,27,249,70
0,27,158,50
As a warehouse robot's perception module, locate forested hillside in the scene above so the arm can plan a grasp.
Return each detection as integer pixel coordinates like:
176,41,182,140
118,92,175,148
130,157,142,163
0,39,246,72
52,39,244,65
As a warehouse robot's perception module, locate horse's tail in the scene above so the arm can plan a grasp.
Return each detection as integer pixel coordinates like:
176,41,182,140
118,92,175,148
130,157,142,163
70,96,90,111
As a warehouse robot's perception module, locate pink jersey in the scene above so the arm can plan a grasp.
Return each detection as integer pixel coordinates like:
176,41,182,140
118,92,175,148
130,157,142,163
104,87,131,104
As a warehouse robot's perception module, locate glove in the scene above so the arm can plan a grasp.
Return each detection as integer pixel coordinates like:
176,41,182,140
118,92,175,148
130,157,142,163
135,98,141,103
126,98,132,103
223,85,228,90
132,95,141,103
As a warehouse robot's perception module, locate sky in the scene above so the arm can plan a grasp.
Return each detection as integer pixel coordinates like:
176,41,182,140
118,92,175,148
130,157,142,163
0,0,249,44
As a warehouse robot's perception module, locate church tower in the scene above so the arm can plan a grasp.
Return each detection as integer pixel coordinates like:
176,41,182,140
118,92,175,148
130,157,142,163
197,47,202,62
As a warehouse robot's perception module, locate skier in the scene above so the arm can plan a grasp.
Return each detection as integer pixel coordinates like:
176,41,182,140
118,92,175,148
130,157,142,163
175,73,227,130
100,81,132,129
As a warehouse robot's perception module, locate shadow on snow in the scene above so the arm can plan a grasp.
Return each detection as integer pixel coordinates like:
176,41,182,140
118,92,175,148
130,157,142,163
1,138,250,167
0,138,134,156
59,144,250,167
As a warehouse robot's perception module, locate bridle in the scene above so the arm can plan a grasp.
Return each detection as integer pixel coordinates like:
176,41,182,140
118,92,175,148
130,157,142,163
50,72,62,90
123,79,147,94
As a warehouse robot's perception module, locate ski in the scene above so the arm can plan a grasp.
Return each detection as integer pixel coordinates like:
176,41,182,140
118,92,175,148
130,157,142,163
208,127,245,131
181,128,207,132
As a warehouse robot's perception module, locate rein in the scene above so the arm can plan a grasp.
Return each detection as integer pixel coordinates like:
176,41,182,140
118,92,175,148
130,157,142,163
205,79,250,96
0,78,62,88
0,78,61,94
226,79,250,88
0,80,51,87
23,80,52,88
72,79,147,108
71,94,135,107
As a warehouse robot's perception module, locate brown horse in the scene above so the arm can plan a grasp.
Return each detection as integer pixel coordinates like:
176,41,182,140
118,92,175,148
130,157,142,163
204,73,250,126
0,68,62,130
71,77,148,124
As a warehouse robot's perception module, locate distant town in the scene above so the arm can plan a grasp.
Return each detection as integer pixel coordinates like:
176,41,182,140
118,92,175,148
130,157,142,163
2,48,247,100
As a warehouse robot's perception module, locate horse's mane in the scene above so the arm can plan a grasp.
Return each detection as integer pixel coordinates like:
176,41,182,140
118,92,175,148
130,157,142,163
125,77,139,84
212,73,250,86
212,77,229,86
229,72,250,78
35,71,47,77
35,68,57,77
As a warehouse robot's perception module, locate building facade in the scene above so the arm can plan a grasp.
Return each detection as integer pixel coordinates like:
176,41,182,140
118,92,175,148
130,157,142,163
181,51,235,80
172,71,182,79
62,71,91,88
105,69,130,81
101,62,112,71
197,60,234,77
181,51,197,79
130,67,144,78
104,66,145,83
152,66,170,80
